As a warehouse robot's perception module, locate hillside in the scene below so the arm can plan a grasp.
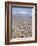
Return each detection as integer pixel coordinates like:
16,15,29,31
12,14,32,38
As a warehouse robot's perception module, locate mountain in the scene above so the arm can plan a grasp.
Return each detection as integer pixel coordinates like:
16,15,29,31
13,14,32,22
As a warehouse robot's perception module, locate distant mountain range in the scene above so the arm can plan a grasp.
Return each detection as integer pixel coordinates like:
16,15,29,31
14,14,32,17
13,14,32,23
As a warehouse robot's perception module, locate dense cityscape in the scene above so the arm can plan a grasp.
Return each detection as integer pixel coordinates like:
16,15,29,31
12,15,32,38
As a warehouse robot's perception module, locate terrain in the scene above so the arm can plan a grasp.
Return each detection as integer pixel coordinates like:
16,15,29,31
12,14,32,38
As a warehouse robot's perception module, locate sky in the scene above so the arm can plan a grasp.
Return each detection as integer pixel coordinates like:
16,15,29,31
12,7,32,16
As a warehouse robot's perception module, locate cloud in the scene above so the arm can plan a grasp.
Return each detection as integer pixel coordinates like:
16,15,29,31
18,11,29,14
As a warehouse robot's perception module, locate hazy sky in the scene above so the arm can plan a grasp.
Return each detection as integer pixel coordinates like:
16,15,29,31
12,7,32,16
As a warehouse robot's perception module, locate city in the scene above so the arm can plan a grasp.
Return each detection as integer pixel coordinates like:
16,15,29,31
12,15,32,38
